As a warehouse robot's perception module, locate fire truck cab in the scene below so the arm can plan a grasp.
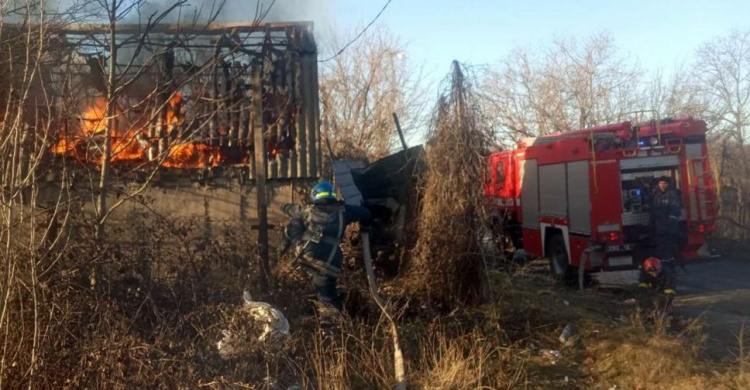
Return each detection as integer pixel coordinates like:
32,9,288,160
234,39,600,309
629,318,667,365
485,117,716,280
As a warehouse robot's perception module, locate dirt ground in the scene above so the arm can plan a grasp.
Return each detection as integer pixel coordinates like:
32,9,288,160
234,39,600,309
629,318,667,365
582,238,750,362
673,251,750,361
525,238,750,363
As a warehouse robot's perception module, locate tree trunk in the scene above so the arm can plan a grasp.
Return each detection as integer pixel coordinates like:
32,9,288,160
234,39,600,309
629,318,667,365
92,0,118,287
96,0,118,242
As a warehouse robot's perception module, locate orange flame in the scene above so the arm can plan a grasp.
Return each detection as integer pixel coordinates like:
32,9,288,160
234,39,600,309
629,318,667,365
51,94,225,169
165,92,182,129
51,138,74,155
81,97,119,134
110,134,145,163
162,143,219,168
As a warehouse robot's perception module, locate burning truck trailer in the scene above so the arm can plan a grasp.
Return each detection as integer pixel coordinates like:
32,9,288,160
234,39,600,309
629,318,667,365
44,21,322,182
485,117,718,286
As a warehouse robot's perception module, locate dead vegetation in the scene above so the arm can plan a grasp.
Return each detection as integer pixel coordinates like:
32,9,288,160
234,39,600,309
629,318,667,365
405,61,495,309
3,201,749,388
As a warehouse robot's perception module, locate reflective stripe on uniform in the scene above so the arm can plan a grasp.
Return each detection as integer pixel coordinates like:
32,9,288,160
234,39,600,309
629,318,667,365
663,288,676,295
639,283,651,288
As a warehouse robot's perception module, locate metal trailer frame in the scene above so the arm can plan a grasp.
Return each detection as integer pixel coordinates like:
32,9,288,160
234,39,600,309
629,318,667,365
42,21,321,180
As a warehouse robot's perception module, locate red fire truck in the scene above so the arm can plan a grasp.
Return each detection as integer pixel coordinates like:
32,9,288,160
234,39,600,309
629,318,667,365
485,117,717,280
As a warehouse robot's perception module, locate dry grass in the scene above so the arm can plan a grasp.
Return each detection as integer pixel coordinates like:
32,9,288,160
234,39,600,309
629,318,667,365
4,212,747,389
416,328,524,389
588,322,711,389
712,326,750,389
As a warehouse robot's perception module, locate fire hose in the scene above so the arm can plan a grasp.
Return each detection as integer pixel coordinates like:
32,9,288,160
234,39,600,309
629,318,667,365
283,226,406,389
360,230,406,390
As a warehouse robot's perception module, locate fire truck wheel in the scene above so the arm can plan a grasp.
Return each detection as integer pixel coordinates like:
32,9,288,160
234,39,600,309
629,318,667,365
548,234,573,282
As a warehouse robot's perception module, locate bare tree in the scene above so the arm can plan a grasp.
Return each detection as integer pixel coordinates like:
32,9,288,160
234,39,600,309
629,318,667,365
693,30,750,147
0,2,77,385
319,24,428,160
646,66,707,119
482,32,643,144
0,0,285,385
692,29,750,238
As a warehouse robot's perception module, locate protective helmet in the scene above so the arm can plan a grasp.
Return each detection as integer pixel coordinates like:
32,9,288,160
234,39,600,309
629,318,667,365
311,181,337,204
643,257,662,275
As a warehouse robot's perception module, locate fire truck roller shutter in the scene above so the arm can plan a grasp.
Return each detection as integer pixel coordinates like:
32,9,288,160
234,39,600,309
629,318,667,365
619,155,679,170
539,163,571,263
539,163,567,218
521,159,539,229
567,161,591,235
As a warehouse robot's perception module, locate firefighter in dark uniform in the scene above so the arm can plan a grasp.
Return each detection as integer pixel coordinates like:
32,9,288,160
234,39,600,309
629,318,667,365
638,257,677,311
280,181,372,318
650,176,683,271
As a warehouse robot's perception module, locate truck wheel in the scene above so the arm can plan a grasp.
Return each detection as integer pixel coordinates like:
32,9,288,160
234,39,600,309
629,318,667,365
548,234,572,282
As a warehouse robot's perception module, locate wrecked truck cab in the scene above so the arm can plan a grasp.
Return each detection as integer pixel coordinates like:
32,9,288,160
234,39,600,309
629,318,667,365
331,146,425,269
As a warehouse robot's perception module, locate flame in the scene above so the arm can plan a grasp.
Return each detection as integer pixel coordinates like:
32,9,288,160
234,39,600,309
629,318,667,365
162,143,219,168
51,94,226,169
165,92,182,130
110,134,145,163
51,138,74,155
81,97,121,134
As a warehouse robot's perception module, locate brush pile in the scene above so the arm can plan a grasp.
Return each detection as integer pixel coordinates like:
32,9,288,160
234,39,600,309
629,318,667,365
405,61,496,309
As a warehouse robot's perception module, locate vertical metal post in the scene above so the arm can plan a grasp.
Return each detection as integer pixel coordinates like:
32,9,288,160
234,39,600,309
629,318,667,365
298,51,310,177
238,97,248,144
311,49,321,178
222,59,232,146
158,47,172,159
452,60,465,127
210,45,221,146
290,54,300,178
392,112,409,152
252,63,270,288
304,52,317,178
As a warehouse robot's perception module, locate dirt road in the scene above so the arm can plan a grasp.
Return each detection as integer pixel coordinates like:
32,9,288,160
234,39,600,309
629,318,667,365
674,254,750,361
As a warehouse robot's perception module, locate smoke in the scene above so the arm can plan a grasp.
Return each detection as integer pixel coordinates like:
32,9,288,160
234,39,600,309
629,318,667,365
1,0,336,44
124,0,334,29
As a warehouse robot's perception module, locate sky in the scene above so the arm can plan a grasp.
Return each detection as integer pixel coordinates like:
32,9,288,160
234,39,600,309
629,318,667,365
306,0,750,85
52,0,750,83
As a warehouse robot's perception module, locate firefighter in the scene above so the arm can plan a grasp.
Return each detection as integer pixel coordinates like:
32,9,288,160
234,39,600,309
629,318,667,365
279,181,372,323
650,176,683,265
637,257,677,312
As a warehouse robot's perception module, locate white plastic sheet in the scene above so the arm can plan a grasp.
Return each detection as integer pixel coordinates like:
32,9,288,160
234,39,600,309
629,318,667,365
216,292,290,359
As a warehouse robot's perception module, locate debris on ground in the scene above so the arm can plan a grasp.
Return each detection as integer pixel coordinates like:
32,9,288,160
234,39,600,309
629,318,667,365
216,291,290,359
559,323,576,345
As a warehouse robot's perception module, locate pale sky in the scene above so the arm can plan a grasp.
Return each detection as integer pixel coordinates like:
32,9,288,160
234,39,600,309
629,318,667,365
311,0,750,83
